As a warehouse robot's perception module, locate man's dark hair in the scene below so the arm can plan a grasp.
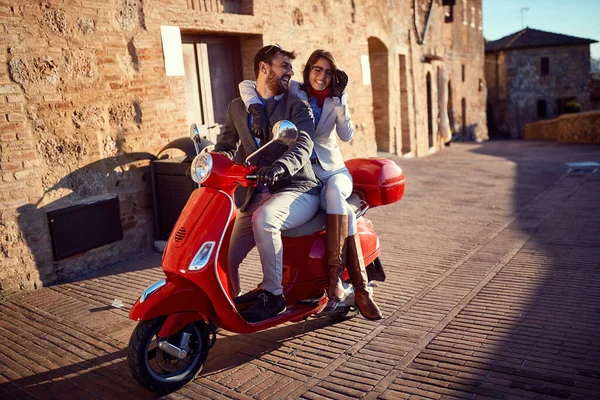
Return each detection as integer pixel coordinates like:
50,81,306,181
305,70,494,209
253,44,296,78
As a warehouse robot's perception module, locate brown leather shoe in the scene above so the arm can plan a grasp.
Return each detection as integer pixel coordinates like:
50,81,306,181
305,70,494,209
326,214,348,301
346,234,383,320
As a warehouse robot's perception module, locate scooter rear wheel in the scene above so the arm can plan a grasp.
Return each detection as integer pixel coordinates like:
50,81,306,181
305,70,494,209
128,317,209,393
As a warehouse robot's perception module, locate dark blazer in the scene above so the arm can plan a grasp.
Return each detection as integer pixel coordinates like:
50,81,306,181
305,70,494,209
214,94,319,211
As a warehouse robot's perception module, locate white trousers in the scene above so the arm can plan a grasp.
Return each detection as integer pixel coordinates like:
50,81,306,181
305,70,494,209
314,165,357,236
228,190,320,296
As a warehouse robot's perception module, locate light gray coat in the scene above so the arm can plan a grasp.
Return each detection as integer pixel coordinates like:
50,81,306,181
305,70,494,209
310,94,354,171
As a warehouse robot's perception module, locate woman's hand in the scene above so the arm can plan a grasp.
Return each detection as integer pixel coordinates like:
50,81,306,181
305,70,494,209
332,70,348,99
248,104,268,140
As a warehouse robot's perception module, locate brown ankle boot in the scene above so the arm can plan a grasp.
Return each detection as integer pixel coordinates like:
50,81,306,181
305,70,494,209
326,214,348,301
346,234,382,320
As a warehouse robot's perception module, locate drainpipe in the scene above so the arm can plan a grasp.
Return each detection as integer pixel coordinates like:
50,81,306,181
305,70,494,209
496,52,500,129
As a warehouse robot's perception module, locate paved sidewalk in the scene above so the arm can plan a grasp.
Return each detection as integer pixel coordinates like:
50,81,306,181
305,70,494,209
1,140,599,399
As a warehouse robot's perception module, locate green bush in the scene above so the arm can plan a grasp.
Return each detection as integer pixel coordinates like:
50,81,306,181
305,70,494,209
563,100,581,114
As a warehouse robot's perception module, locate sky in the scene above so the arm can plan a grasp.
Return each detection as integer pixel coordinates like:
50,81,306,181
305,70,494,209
482,0,600,59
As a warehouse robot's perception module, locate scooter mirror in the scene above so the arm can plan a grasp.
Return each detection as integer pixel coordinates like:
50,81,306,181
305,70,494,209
271,120,298,146
244,120,299,166
189,123,199,140
189,123,203,155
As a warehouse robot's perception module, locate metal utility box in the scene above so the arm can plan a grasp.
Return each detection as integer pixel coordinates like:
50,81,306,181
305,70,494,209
151,157,197,244
150,136,212,251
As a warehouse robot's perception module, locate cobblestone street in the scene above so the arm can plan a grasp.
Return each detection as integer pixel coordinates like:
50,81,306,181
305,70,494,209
1,140,599,399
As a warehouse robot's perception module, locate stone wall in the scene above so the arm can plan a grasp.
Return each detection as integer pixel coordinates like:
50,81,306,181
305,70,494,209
524,110,600,143
0,0,487,298
1,0,168,296
486,44,593,138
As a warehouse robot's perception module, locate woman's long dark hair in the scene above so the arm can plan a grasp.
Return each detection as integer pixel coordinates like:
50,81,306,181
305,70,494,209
302,49,338,98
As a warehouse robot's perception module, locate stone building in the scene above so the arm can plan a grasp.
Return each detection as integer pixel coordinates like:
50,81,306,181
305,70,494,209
485,27,598,139
0,0,487,297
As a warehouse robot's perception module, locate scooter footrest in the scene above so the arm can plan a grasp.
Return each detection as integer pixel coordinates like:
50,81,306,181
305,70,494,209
296,292,327,307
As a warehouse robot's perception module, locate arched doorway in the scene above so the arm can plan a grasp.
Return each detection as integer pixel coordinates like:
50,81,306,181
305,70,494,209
426,71,433,148
368,37,389,153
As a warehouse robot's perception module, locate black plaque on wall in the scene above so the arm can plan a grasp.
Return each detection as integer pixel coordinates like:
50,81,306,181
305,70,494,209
47,195,124,261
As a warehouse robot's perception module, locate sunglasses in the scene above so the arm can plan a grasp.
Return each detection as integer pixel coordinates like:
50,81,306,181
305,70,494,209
263,43,282,58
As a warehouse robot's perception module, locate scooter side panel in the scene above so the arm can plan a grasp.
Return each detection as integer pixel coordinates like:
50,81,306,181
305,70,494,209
278,217,381,304
281,235,328,303
358,217,380,264
162,191,233,276
170,187,216,248
163,190,247,332
129,276,216,322
211,209,329,334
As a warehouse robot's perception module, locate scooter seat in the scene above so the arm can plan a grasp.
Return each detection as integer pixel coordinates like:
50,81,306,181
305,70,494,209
282,193,362,238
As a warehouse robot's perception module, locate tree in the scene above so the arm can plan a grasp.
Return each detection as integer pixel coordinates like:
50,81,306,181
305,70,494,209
591,57,600,79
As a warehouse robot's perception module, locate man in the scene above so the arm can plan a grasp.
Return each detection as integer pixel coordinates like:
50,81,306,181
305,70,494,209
213,45,320,323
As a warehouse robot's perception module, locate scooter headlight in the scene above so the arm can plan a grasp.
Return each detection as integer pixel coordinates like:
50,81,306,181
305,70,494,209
190,152,213,184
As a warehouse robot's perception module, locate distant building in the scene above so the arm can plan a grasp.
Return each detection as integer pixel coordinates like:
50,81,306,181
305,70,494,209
485,28,598,138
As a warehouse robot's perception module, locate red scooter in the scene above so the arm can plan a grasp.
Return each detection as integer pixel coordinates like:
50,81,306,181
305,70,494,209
127,121,405,393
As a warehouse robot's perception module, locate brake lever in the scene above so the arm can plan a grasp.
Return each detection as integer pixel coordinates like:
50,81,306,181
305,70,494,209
246,175,257,180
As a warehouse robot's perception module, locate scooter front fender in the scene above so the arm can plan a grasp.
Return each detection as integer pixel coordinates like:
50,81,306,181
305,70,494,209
129,275,215,323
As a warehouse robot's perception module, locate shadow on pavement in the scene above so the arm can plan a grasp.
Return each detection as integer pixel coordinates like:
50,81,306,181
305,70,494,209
0,349,159,399
448,140,600,398
0,310,347,399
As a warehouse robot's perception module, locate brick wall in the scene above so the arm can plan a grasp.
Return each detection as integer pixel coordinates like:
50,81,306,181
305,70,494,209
0,0,487,298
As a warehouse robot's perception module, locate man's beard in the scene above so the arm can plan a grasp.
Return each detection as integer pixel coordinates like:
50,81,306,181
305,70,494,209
266,70,288,95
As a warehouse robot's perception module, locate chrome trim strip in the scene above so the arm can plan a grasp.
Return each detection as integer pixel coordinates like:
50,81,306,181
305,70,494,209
214,190,236,308
356,201,369,219
140,279,166,303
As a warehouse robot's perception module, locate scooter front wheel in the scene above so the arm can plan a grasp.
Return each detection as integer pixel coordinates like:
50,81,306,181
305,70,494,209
128,317,209,393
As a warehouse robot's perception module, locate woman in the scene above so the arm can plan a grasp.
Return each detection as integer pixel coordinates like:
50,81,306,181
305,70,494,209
239,49,382,320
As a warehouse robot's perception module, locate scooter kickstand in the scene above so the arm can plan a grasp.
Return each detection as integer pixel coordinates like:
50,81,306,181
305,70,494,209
323,299,339,313
301,317,308,331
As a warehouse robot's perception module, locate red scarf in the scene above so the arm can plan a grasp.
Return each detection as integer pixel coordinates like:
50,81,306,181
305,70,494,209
311,88,331,107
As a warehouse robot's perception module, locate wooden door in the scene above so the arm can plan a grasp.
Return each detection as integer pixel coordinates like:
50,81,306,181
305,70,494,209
182,35,242,143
